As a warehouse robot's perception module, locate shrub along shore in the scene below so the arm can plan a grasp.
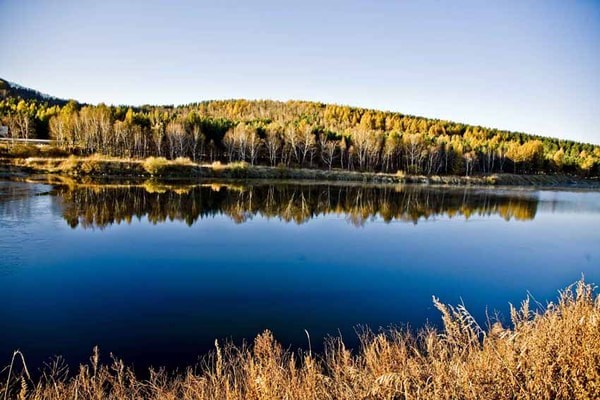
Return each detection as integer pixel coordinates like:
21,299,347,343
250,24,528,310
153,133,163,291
1,152,599,188
1,279,599,400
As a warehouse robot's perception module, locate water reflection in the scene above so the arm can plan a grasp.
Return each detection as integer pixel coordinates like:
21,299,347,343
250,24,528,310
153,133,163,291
51,182,540,229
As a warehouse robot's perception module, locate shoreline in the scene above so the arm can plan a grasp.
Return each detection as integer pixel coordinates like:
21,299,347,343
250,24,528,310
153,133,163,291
1,155,599,189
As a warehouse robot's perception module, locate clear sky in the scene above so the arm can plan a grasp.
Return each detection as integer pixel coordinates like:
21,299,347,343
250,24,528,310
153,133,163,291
1,0,599,144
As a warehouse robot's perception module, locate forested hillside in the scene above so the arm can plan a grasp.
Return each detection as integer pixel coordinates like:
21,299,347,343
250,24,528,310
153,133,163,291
1,78,599,176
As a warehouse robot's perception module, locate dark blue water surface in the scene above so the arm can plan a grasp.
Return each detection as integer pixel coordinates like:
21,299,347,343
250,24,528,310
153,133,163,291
1,179,599,372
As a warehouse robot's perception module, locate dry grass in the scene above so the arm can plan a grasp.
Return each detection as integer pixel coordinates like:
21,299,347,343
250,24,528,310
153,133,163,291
208,160,249,170
174,157,194,166
142,157,169,176
0,143,68,158
1,279,598,399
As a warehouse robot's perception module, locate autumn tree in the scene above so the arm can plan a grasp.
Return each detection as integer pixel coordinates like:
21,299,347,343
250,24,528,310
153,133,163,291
264,122,283,166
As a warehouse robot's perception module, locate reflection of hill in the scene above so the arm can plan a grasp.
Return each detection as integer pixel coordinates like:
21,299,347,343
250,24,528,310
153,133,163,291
52,183,539,229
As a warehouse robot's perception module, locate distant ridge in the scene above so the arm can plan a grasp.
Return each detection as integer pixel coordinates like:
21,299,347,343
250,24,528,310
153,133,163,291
0,78,68,106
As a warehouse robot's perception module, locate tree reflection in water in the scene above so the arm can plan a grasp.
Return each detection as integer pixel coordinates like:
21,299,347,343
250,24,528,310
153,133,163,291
54,182,539,229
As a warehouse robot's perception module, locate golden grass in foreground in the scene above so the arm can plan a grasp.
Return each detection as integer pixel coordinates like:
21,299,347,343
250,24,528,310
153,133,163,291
2,280,599,399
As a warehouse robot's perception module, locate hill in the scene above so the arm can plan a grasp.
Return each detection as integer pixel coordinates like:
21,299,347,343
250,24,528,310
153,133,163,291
0,78,598,176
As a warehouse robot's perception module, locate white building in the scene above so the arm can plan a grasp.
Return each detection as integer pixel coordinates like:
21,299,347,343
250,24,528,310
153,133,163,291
0,126,8,138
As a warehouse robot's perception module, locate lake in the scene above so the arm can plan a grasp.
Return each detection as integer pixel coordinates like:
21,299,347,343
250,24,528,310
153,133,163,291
1,179,599,372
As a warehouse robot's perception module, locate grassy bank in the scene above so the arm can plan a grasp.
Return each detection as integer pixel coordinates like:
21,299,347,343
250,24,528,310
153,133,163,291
1,279,598,399
1,152,599,188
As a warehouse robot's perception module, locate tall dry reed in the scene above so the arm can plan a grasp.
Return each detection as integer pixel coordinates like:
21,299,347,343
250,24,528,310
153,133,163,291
2,279,598,399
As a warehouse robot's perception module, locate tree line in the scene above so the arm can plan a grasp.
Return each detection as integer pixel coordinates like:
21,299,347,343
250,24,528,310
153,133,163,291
1,89,599,176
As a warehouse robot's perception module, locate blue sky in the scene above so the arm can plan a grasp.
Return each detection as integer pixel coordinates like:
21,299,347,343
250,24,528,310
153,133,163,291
1,0,599,144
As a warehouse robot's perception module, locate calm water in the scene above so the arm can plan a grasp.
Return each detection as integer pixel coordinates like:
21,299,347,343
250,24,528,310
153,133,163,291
1,179,599,372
